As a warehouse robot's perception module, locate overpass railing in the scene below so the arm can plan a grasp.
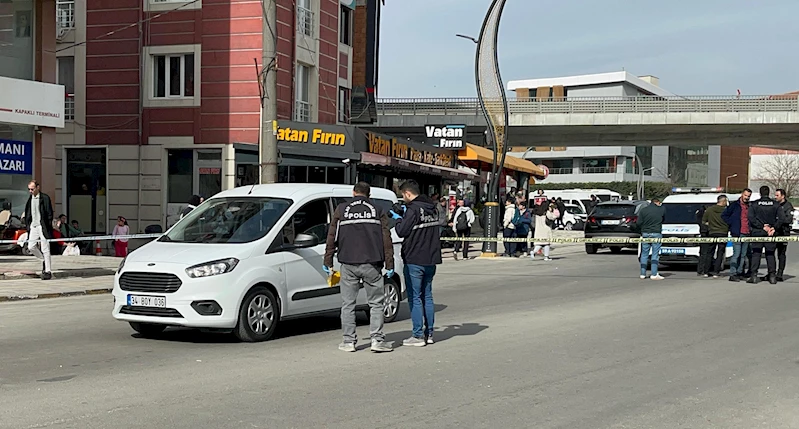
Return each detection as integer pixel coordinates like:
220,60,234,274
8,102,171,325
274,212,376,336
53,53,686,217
376,95,799,116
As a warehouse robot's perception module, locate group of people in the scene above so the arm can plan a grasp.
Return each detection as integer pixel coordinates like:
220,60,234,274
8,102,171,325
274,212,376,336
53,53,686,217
323,180,441,353
704,186,793,284
500,190,562,261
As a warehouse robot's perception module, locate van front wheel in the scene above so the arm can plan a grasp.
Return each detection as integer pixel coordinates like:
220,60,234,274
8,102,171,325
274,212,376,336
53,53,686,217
234,287,280,342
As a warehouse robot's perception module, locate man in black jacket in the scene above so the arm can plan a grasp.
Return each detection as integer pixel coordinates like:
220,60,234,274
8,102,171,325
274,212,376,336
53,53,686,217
323,182,394,353
748,186,785,284
774,188,794,282
24,180,54,280
391,180,442,347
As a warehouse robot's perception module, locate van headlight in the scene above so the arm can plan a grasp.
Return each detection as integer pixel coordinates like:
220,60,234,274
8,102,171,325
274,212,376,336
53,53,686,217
185,258,239,278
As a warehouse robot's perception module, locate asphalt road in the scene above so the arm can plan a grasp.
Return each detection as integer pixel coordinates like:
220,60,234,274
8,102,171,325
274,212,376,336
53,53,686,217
2,247,799,429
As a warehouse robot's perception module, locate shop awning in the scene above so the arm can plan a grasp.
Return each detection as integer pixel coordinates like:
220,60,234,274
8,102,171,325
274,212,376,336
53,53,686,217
458,143,545,176
359,152,480,182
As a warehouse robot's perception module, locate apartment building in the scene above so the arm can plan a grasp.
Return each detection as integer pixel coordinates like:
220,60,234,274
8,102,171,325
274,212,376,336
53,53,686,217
0,0,64,216
507,71,750,190
51,0,381,234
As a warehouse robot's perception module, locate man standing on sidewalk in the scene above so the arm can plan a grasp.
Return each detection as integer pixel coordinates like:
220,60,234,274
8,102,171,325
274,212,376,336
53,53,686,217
24,180,54,280
701,195,729,278
747,186,784,285
723,188,752,282
323,182,394,353
391,180,441,347
637,198,666,281
774,188,794,282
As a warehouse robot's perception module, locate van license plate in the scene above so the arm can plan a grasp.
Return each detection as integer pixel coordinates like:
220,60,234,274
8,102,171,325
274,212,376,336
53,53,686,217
660,248,686,255
127,295,166,308
601,220,621,225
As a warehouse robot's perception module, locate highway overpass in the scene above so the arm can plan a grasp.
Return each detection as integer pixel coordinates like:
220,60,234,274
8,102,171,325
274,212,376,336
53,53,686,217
373,95,799,148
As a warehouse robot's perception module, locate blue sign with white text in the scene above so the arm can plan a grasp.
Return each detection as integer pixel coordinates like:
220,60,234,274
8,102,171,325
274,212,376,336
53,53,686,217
0,139,33,175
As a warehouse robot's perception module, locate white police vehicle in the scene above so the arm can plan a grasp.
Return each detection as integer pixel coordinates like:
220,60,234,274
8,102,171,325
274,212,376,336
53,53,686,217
640,187,759,266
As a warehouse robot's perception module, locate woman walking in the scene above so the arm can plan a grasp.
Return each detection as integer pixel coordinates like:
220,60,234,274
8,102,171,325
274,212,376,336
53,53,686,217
113,216,130,257
531,201,559,261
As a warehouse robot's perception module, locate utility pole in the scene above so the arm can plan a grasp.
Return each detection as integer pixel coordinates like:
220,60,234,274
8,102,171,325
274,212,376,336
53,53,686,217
259,0,278,183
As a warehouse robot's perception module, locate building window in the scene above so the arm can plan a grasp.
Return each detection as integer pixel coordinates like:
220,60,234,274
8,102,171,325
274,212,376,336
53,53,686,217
57,56,75,121
297,0,313,37
338,86,350,123
294,64,311,122
145,0,202,12
339,5,352,46
153,53,195,98
57,0,75,30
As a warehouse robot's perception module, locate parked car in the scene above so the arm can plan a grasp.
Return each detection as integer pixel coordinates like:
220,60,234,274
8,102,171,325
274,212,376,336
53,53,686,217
793,209,799,233
560,203,586,231
112,184,406,342
584,200,649,254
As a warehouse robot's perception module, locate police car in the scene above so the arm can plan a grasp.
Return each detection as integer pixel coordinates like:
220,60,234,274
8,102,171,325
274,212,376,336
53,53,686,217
793,208,799,232
640,187,759,266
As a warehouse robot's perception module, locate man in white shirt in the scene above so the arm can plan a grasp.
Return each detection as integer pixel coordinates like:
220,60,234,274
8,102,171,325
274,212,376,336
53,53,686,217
24,180,54,280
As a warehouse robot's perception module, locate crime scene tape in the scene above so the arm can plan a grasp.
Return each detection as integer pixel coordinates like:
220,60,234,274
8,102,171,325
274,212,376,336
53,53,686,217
440,235,799,244
0,233,162,245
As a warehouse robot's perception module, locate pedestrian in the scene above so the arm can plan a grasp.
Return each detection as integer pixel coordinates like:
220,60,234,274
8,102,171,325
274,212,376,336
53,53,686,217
501,198,519,257
722,188,753,282
555,197,566,228
637,197,666,280
747,186,786,284
23,180,54,280
517,201,533,256
448,199,475,261
180,195,201,219
774,188,794,282
586,194,599,215
391,180,441,347
323,182,394,353
113,216,130,257
530,200,558,261
695,204,711,277
700,195,729,278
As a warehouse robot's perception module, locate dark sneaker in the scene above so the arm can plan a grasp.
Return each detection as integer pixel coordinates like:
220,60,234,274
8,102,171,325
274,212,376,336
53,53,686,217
768,275,778,285
41,271,52,281
425,334,434,345
747,276,760,284
453,253,459,261
370,340,393,353
338,342,356,352
776,276,785,282
728,276,740,282
402,337,426,347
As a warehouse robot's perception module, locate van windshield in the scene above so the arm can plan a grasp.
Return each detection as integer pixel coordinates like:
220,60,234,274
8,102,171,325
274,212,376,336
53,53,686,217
663,203,710,225
160,197,292,243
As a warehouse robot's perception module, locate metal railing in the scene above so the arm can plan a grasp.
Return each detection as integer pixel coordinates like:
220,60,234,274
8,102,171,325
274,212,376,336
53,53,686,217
57,0,75,30
297,6,314,37
580,166,619,174
547,167,574,175
376,95,799,116
294,100,311,122
64,94,75,121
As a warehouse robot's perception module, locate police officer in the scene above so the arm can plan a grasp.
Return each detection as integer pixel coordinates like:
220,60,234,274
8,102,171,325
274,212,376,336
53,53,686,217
324,182,394,353
748,186,786,284
775,188,794,282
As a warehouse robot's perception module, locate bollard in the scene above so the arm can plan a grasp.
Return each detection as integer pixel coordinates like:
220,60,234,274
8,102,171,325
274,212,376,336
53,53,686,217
95,240,102,256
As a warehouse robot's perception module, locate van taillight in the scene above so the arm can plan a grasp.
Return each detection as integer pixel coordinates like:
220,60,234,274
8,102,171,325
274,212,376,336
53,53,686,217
588,217,597,224
624,216,638,224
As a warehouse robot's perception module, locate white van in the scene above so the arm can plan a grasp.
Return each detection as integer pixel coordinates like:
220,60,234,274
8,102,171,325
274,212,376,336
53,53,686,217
112,184,406,342
645,187,759,266
529,189,621,214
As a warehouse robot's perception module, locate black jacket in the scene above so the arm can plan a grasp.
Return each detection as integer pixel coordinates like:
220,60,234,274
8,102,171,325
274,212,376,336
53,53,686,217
324,196,394,269
779,200,795,236
395,195,442,266
24,192,54,239
748,197,784,237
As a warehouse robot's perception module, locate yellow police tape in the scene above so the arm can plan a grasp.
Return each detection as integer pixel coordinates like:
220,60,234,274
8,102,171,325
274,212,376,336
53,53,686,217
440,236,799,244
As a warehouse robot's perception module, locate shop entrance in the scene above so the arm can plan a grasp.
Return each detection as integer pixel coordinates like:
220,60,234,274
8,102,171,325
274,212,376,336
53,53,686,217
65,148,107,234
166,149,222,227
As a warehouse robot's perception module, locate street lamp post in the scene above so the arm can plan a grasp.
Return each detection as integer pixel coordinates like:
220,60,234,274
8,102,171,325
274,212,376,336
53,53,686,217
471,0,510,256
726,173,738,191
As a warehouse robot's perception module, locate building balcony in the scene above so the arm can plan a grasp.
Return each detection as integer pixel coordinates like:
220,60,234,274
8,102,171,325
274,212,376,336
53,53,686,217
65,94,74,121
297,6,314,37
57,0,75,33
294,100,311,122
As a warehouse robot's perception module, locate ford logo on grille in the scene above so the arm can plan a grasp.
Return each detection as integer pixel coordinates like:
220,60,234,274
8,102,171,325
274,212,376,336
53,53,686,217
147,263,155,266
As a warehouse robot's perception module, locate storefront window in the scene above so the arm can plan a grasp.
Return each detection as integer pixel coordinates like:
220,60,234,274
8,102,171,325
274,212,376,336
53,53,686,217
327,167,345,184
308,166,326,183
0,0,34,81
167,150,193,203
0,124,34,217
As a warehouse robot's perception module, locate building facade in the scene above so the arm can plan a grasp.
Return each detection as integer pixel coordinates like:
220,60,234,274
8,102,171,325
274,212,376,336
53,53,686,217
0,0,64,216
50,0,382,235
507,71,750,190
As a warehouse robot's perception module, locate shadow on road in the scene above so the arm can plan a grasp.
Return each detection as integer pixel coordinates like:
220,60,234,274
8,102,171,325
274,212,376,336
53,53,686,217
383,322,489,349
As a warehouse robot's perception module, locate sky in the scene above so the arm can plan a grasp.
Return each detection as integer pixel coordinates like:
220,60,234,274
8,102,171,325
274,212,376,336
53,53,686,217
377,0,799,98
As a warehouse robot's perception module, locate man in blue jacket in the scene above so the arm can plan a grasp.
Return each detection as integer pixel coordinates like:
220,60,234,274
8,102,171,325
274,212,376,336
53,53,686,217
390,180,442,347
722,188,752,282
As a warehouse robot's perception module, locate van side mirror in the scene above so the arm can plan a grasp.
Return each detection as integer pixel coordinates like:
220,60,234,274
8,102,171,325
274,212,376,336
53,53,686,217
293,233,319,248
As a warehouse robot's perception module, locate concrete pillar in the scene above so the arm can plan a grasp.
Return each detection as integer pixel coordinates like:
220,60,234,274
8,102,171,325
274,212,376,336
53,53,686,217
34,0,57,202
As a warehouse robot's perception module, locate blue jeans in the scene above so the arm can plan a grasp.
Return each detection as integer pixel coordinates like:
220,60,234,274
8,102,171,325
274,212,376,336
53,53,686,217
403,264,436,339
639,233,662,276
730,238,750,276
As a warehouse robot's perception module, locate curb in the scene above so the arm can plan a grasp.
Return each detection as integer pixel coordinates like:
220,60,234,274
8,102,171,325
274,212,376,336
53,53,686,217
0,268,117,281
0,287,113,302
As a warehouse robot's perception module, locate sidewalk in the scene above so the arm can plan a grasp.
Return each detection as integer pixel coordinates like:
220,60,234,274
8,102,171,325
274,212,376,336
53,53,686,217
0,275,115,302
0,255,120,280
